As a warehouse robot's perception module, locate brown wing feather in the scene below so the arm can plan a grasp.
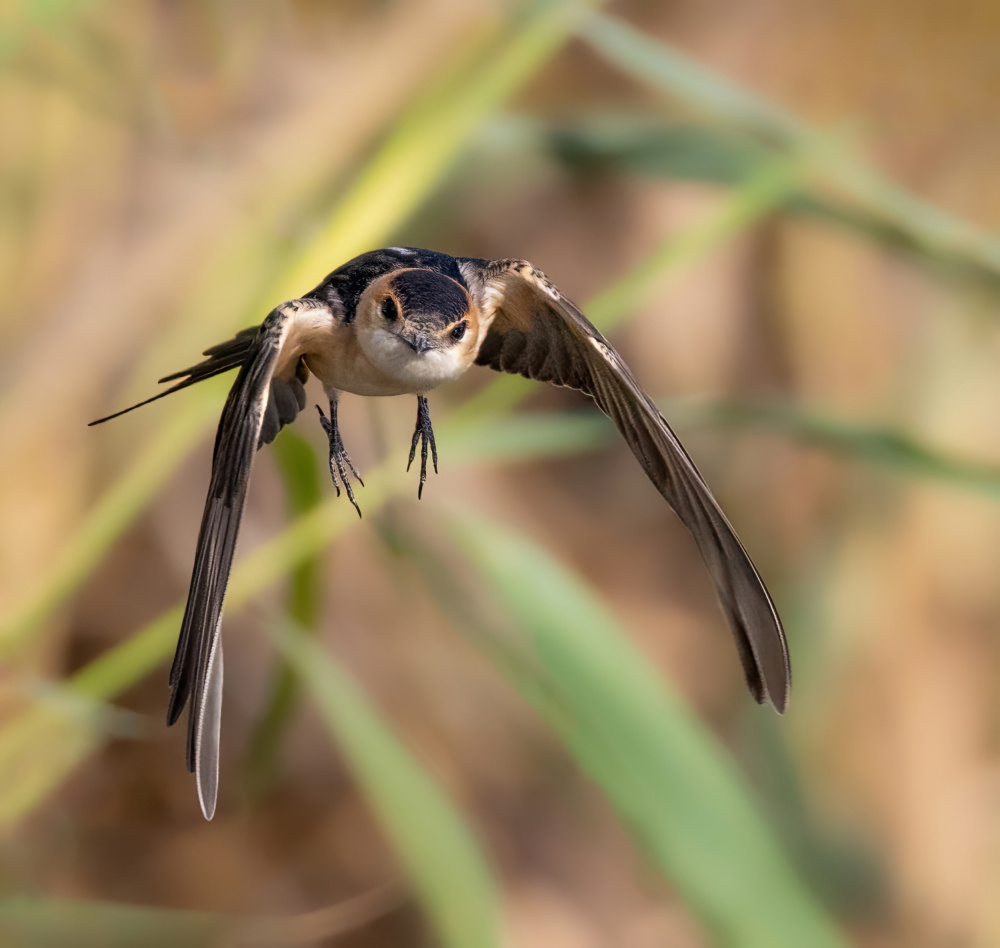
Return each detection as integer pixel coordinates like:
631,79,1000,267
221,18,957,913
165,299,325,818
166,305,297,820
89,324,308,447
460,258,790,711
88,328,261,427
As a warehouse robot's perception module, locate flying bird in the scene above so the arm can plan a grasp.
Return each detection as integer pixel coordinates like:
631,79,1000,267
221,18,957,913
91,247,790,819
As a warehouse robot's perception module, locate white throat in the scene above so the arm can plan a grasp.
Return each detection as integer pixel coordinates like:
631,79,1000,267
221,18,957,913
362,329,468,394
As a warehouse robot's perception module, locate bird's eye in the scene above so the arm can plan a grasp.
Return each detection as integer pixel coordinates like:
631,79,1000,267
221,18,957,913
450,321,466,341
381,297,398,321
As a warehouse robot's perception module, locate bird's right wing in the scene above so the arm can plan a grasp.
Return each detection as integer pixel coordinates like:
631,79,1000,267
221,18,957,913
165,298,328,819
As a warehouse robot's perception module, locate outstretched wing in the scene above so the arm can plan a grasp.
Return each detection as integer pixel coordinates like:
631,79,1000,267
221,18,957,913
458,257,790,711
162,299,326,819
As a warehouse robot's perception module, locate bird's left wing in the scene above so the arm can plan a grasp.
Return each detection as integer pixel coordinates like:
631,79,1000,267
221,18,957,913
165,298,327,819
458,257,790,712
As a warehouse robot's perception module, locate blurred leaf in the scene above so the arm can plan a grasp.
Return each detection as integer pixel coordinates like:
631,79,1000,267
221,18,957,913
275,0,604,298
668,397,1000,498
580,13,1000,288
438,508,846,948
0,883,405,948
740,714,886,920
0,0,100,62
0,684,137,826
590,147,816,336
0,392,222,656
541,114,771,183
0,712,97,828
0,897,221,948
456,398,1000,499
0,0,597,655
580,15,802,145
447,410,609,463
533,114,1000,288
275,624,500,948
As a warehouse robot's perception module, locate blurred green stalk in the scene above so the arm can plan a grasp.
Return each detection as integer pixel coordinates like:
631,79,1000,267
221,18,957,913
0,0,100,63
0,0,601,657
680,397,1000,498
0,387,224,655
242,430,324,795
276,624,501,948
273,0,604,300
581,12,1000,283
441,506,848,948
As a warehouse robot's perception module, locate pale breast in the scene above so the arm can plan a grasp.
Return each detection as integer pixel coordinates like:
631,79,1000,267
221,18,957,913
303,343,404,397
304,337,464,397
291,303,473,397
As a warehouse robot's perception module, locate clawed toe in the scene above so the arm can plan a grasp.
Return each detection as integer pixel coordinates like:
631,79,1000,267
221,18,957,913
406,395,438,499
317,399,363,517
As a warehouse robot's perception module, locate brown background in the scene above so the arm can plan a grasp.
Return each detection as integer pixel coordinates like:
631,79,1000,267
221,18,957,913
3,1,1000,945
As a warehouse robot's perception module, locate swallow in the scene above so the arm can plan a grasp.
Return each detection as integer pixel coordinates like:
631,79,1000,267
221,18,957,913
91,247,790,819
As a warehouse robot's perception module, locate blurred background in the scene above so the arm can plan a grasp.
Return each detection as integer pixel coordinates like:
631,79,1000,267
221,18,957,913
3,0,1000,945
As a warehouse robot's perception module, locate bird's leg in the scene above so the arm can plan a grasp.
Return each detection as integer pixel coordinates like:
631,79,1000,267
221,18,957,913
407,395,438,499
317,393,363,517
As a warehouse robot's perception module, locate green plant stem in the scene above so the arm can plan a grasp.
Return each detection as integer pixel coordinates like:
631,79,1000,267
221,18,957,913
243,431,324,793
679,397,1000,498
0,386,224,656
439,507,847,948
276,624,500,948
581,12,1000,282
273,0,604,300
0,0,598,656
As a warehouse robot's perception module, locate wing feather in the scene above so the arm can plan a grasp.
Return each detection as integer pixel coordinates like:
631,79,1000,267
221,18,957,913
165,302,301,819
88,328,261,427
460,258,790,711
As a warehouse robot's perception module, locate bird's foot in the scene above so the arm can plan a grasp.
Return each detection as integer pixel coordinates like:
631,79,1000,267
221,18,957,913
407,395,438,499
317,399,363,517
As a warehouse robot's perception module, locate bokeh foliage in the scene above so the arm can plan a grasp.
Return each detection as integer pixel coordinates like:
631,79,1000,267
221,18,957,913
3,1,999,946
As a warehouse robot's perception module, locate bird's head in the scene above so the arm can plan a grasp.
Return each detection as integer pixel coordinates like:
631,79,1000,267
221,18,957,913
357,268,479,389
